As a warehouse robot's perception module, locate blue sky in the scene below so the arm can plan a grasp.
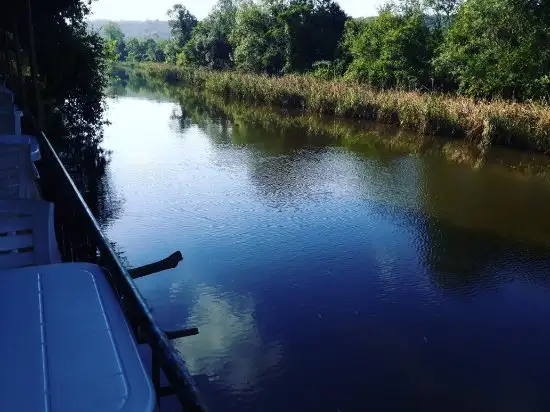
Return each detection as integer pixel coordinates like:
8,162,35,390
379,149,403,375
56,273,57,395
90,0,385,21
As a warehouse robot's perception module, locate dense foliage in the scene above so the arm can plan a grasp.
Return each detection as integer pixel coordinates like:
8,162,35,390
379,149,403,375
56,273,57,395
435,0,550,99
1,0,108,138
343,7,434,89
1,0,113,212
101,0,550,101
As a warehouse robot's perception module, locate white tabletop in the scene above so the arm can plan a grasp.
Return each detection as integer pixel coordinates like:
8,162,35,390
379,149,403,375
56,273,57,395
0,263,155,412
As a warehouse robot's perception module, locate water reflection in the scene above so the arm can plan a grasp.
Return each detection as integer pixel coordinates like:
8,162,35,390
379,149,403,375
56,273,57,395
175,284,283,395
418,215,550,296
101,75,550,412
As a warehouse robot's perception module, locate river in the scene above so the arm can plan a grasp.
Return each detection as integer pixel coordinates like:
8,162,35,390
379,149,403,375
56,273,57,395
98,81,550,412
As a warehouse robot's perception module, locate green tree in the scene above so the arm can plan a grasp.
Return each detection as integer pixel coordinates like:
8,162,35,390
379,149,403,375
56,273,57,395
104,39,118,62
126,37,147,62
183,0,237,69
162,40,180,64
102,22,127,61
281,0,348,72
435,0,550,99
229,1,288,73
344,6,434,89
167,4,198,48
124,37,167,63
144,38,166,62
102,22,124,43
1,0,110,205
423,0,462,27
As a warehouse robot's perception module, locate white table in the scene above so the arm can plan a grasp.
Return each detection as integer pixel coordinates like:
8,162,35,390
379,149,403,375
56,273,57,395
0,263,155,412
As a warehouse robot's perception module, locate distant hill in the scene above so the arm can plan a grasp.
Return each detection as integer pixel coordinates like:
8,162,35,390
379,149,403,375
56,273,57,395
89,20,171,40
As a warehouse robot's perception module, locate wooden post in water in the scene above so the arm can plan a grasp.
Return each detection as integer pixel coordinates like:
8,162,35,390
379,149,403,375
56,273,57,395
128,251,184,279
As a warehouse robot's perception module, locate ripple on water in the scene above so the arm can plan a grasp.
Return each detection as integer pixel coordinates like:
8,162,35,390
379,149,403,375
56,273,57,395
101,94,550,412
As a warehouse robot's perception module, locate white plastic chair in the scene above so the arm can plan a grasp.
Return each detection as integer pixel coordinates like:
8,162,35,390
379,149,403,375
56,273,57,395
0,144,38,199
13,110,22,135
0,87,14,110
0,112,17,135
0,199,61,269
0,134,41,161
0,88,22,135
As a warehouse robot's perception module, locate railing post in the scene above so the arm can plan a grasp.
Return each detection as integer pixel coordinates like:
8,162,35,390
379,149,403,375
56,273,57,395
152,353,161,410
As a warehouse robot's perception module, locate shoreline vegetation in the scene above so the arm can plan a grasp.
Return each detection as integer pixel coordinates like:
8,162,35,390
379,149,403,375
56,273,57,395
142,62,550,156
111,67,550,180
100,0,550,156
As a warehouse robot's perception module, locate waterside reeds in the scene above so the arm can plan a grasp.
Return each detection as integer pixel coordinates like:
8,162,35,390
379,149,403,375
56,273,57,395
143,63,550,155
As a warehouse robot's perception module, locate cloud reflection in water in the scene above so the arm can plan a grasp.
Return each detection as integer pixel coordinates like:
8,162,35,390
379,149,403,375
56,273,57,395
174,284,283,395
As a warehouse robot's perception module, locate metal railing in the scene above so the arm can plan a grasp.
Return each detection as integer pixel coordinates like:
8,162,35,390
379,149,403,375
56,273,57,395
36,130,208,412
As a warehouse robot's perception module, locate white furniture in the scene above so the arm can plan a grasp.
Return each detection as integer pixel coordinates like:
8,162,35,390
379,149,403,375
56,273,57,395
0,134,41,161
0,262,155,412
12,110,22,135
0,144,38,199
0,111,18,134
0,88,22,135
0,199,61,268
0,86,14,108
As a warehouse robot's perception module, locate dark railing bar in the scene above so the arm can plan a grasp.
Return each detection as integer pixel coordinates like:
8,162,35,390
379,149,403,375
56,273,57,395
152,352,161,410
37,131,208,412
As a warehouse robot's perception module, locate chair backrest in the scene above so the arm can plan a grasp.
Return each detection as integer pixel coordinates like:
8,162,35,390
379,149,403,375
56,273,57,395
0,88,14,110
0,199,61,269
0,88,21,135
0,134,41,162
0,144,36,199
0,112,16,134
13,111,22,135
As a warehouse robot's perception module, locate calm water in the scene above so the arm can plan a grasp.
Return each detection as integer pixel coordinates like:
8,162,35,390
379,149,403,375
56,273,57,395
100,87,550,412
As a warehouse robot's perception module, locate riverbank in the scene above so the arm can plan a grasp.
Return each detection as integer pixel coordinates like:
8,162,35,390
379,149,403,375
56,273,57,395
165,87,550,179
141,63,550,155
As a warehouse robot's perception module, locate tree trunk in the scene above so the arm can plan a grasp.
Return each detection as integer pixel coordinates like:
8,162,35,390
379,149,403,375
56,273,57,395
12,20,27,110
26,0,44,129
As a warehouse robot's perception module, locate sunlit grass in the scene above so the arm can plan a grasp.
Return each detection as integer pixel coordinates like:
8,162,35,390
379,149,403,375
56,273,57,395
143,63,550,154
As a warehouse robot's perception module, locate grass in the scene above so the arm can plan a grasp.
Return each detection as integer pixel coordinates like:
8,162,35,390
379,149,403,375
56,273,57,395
142,63,550,154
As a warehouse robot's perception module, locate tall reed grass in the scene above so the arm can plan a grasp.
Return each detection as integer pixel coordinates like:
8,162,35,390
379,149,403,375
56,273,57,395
143,63,550,154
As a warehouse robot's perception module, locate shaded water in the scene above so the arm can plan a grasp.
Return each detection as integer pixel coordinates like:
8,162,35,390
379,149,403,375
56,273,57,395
100,82,550,412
